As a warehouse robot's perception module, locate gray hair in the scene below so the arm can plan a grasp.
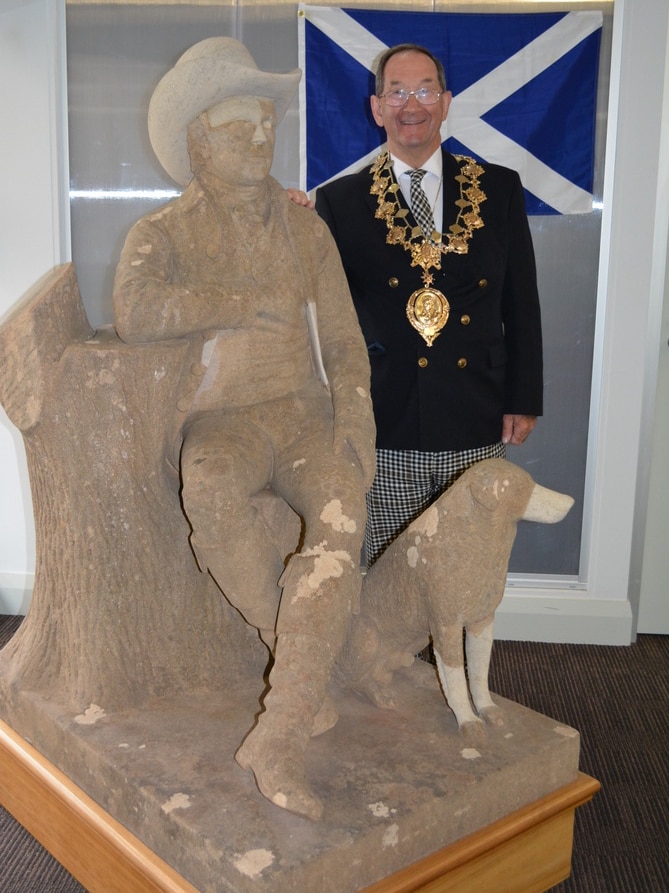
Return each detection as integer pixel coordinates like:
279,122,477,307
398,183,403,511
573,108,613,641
375,44,447,96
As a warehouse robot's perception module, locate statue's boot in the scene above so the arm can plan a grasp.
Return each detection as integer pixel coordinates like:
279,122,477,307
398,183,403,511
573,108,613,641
235,631,338,821
236,547,361,819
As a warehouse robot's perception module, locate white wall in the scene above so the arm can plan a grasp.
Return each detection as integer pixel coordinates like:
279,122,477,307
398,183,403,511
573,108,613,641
0,0,667,643
0,0,69,613
634,19,669,635
496,0,669,644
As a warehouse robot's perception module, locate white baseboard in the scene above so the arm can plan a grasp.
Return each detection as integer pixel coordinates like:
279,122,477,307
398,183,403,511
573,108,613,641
0,573,34,615
496,590,634,645
0,576,635,645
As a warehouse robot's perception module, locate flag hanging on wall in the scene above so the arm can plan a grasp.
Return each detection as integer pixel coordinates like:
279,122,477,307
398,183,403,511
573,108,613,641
298,6,603,214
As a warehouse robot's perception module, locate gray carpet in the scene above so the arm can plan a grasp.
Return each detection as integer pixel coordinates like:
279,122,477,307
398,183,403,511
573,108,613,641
1,615,667,892
489,635,668,892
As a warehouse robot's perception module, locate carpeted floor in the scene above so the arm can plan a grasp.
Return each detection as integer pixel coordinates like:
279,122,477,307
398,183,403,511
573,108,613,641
0,614,667,892
489,635,668,893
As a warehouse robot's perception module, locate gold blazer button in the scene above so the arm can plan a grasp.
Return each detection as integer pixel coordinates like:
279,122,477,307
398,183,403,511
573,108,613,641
418,357,428,368
457,357,468,369
460,314,471,326
478,278,488,288
389,277,399,288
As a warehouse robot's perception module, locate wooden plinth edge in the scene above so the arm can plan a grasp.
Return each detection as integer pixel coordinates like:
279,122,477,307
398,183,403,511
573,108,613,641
0,717,599,893
361,770,600,893
0,718,200,893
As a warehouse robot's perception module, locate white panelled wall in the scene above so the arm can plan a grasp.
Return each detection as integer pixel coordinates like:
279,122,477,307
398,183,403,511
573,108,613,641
497,0,669,642
0,0,667,643
0,0,69,614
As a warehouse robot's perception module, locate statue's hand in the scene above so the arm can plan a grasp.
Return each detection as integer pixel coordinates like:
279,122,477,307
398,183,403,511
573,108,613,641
334,408,376,490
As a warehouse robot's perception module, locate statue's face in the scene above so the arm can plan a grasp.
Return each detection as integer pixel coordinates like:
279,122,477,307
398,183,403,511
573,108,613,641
196,96,276,186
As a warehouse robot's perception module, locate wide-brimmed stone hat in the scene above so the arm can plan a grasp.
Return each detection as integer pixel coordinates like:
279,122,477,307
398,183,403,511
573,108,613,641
148,36,301,186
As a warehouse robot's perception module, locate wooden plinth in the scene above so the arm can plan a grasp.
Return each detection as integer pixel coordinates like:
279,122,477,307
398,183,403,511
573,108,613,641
0,719,599,893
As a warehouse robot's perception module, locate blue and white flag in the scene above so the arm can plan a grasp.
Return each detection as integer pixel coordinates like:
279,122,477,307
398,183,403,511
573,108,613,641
298,6,603,214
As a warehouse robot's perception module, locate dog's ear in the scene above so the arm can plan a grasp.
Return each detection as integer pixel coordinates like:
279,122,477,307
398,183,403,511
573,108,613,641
467,459,520,512
468,460,536,515
469,465,509,512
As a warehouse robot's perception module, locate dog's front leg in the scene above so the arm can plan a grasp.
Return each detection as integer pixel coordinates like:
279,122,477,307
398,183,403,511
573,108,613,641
466,616,504,728
433,625,483,741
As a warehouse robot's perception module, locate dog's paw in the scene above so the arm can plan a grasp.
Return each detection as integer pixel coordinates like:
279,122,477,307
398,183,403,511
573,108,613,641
479,704,505,728
459,718,486,746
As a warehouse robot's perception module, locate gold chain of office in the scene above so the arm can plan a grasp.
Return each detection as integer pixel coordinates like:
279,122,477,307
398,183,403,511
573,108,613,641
370,151,487,288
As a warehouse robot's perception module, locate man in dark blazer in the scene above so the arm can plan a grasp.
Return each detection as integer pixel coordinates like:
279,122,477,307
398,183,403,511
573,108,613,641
315,43,543,564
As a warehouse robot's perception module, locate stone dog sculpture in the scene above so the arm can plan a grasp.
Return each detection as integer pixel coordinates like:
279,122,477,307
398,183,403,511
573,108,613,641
338,459,574,742
112,37,376,822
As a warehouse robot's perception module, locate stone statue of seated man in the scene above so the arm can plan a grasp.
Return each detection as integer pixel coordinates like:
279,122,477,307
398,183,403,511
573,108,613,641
112,37,376,821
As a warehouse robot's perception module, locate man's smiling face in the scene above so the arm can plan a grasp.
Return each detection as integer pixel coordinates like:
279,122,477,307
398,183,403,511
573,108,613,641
370,50,451,167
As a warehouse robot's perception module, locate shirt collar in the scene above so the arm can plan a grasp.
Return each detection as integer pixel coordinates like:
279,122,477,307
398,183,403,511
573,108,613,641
391,147,443,181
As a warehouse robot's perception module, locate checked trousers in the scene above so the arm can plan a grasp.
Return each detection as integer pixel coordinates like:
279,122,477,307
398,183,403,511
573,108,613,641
363,443,506,566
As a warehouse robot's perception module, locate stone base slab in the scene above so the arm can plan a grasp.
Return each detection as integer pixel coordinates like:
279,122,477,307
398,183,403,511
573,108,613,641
0,663,587,892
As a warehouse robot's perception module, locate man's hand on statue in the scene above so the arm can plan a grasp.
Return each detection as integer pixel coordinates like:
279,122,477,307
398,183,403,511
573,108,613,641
502,414,537,445
286,188,314,209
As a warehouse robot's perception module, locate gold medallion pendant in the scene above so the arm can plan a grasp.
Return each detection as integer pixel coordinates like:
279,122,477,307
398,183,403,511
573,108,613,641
406,287,450,347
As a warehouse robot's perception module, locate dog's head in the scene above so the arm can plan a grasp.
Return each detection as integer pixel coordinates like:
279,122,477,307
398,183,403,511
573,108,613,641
466,459,573,524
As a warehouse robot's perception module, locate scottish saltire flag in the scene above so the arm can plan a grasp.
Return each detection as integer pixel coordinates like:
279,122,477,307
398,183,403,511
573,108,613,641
297,6,603,214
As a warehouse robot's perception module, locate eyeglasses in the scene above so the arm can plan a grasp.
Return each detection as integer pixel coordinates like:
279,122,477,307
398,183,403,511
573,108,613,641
380,88,442,107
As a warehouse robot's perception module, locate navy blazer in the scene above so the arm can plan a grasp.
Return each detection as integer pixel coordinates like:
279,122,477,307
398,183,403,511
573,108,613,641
316,150,543,452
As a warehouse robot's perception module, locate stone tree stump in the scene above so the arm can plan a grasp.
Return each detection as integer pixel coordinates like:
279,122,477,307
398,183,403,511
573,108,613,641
0,263,286,711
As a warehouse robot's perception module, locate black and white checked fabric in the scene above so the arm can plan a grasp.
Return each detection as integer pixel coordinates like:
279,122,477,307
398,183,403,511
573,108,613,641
409,168,436,240
363,443,506,566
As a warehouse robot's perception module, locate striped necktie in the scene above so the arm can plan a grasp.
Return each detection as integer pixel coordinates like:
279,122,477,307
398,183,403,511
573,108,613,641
409,168,436,241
